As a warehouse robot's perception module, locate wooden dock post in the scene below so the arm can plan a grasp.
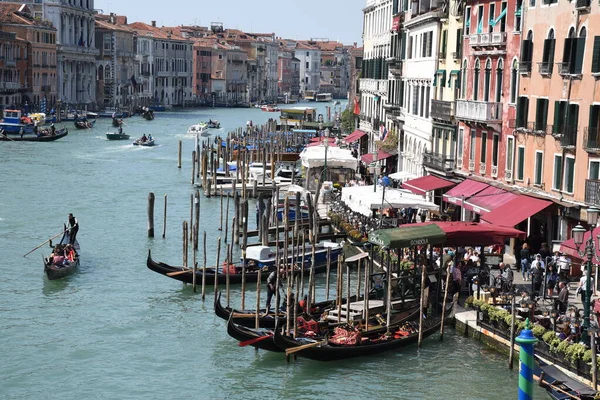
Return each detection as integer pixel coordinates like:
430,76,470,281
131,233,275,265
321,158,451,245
182,221,188,268
178,140,182,168
337,257,342,324
224,196,229,243
225,244,231,307
418,260,427,348
213,237,221,296
202,231,207,300
219,193,223,231
162,194,167,238
508,295,517,369
191,150,196,185
241,249,246,310
363,255,370,332
189,194,194,243
325,247,331,301
194,190,200,251
356,258,362,299
147,192,155,238
293,275,299,338
346,259,351,323
439,263,452,341
255,269,261,329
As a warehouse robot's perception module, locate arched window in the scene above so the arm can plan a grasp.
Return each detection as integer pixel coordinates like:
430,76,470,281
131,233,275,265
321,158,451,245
541,29,555,74
510,59,518,104
473,59,480,101
461,59,468,99
495,59,503,103
484,59,492,102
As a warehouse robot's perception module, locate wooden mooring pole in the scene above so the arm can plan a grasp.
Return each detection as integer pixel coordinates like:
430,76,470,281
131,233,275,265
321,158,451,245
213,237,221,296
202,231,207,300
439,263,452,341
147,192,155,238
508,295,517,369
178,140,182,168
162,194,167,238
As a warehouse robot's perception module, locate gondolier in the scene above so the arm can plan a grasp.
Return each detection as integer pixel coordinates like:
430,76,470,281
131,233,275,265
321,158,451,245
67,213,78,245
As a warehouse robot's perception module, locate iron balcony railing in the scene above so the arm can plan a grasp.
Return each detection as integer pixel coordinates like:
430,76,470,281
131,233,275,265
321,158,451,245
423,151,456,172
585,179,600,206
431,99,455,122
538,62,553,75
552,124,578,147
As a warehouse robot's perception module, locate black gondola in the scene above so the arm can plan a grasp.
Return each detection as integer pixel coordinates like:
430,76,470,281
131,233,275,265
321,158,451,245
0,128,68,141
226,304,421,353
44,224,80,280
273,305,451,361
147,249,330,286
534,356,597,399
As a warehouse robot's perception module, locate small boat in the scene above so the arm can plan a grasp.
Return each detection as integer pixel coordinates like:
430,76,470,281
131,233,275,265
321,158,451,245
106,131,130,140
187,123,208,135
0,128,68,141
316,93,333,102
227,314,284,352
74,119,95,129
207,120,221,129
534,356,597,400
0,109,34,134
260,104,280,112
44,224,80,280
273,307,449,361
133,136,155,146
112,118,123,128
142,109,155,120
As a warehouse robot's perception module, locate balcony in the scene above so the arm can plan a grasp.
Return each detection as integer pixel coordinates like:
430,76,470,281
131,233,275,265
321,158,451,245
5,59,16,67
423,151,456,173
518,61,532,74
430,99,455,123
0,82,19,91
491,165,498,178
452,51,462,60
584,127,600,152
585,179,600,206
552,124,578,147
538,61,553,75
557,62,571,76
513,121,551,135
141,71,150,76
470,32,506,48
576,0,591,9
469,159,475,172
455,100,502,124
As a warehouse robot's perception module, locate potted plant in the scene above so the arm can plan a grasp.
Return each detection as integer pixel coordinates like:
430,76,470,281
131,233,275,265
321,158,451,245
564,343,586,366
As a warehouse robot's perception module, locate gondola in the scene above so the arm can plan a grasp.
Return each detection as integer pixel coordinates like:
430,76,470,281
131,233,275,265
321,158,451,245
226,303,421,353
273,305,452,361
44,224,80,280
534,356,597,400
214,290,342,329
106,131,130,140
0,128,68,142
74,119,95,129
147,248,335,285
142,110,154,120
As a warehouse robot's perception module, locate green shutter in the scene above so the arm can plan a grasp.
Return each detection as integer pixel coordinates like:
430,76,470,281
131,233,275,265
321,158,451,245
541,99,548,132
401,32,407,60
566,158,574,193
516,97,522,127
518,147,525,180
592,36,600,73
553,101,564,134
574,37,585,74
442,30,448,54
535,99,543,130
562,38,572,64
548,39,555,64
399,80,404,107
542,39,551,63
554,156,562,190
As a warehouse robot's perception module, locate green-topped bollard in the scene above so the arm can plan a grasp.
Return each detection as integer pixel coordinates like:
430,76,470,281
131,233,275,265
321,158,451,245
515,318,538,400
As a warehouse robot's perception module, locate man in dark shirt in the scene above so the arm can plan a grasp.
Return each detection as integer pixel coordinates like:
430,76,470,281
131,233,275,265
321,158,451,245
557,281,569,314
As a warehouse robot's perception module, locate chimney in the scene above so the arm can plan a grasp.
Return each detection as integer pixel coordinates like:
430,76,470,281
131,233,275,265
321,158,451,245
151,21,156,27
109,12,115,24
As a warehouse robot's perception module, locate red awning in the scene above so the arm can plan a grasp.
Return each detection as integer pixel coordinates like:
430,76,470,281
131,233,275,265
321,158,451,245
442,179,488,207
344,129,367,143
559,232,598,261
361,150,393,164
412,221,526,245
481,195,552,227
463,185,518,214
402,175,455,196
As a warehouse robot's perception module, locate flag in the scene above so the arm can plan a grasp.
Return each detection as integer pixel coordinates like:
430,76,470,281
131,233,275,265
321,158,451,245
379,125,388,141
381,127,388,141
353,97,360,115
131,75,137,89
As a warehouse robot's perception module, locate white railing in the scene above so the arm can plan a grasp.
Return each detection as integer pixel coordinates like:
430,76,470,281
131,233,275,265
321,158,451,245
457,157,463,168
470,34,479,45
469,160,475,171
479,163,486,175
478,33,491,45
505,170,513,182
491,32,507,46
491,165,498,178
456,100,502,122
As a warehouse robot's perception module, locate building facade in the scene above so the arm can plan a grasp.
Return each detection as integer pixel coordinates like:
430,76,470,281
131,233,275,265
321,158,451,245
192,39,214,106
44,0,98,107
295,42,321,96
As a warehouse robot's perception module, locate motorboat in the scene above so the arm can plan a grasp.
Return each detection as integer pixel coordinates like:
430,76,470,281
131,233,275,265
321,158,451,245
188,122,209,135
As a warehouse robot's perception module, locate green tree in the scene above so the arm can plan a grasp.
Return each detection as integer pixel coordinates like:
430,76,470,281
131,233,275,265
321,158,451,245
341,109,356,135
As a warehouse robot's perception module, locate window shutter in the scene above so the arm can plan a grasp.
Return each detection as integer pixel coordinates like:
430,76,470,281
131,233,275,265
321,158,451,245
401,32,407,59
562,38,572,64
442,30,448,54
553,101,562,133
592,36,600,73
516,97,522,127
541,99,548,131
573,37,585,74
524,97,529,127
535,98,543,128
520,40,530,62
518,148,525,180
456,29,463,56
399,80,405,107
542,39,550,63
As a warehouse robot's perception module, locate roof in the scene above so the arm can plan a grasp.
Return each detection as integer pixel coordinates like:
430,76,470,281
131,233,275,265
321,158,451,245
128,22,189,41
95,16,136,33
0,3,55,29
402,175,455,196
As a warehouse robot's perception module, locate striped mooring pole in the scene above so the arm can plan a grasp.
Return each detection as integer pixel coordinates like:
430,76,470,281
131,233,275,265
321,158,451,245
515,318,538,400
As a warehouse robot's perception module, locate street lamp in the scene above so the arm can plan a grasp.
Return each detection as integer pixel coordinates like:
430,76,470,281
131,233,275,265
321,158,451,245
372,148,379,193
572,205,600,343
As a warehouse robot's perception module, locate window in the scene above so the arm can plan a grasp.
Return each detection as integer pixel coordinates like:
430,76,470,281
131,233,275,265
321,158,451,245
484,59,491,101
552,100,567,133
516,96,529,128
564,156,575,193
473,59,480,101
534,151,543,185
541,30,555,74
469,129,476,160
306,62,309,69
441,30,447,55
589,105,600,145
590,160,600,180
535,98,549,131
517,146,525,181
455,28,463,59
461,59,468,99
488,4,495,33
465,7,471,36
510,59,518,103
477,6,484,34
103,34,111,51
520,31,533,72
553,155,563,190
425,86,430,118
458,128,464,162
492,134,499,167
506,137,515,173
500,2,507,33
515,0,522,32
562,27,586,74
592,36,600,73
495,59,503,102
481,131,487,163
408,36,413,59
420,85,425,117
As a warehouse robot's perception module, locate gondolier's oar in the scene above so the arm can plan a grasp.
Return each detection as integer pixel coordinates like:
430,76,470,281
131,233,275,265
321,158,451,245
238,334,273,347
23,229,66,257
285,340,326,355
0,131,15,141
166,269,193,277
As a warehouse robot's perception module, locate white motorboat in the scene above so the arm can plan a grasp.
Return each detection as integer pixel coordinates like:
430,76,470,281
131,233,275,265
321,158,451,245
188,122,209,135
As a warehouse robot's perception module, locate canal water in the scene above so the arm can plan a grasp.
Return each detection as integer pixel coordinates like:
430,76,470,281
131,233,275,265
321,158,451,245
0,102,546,399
